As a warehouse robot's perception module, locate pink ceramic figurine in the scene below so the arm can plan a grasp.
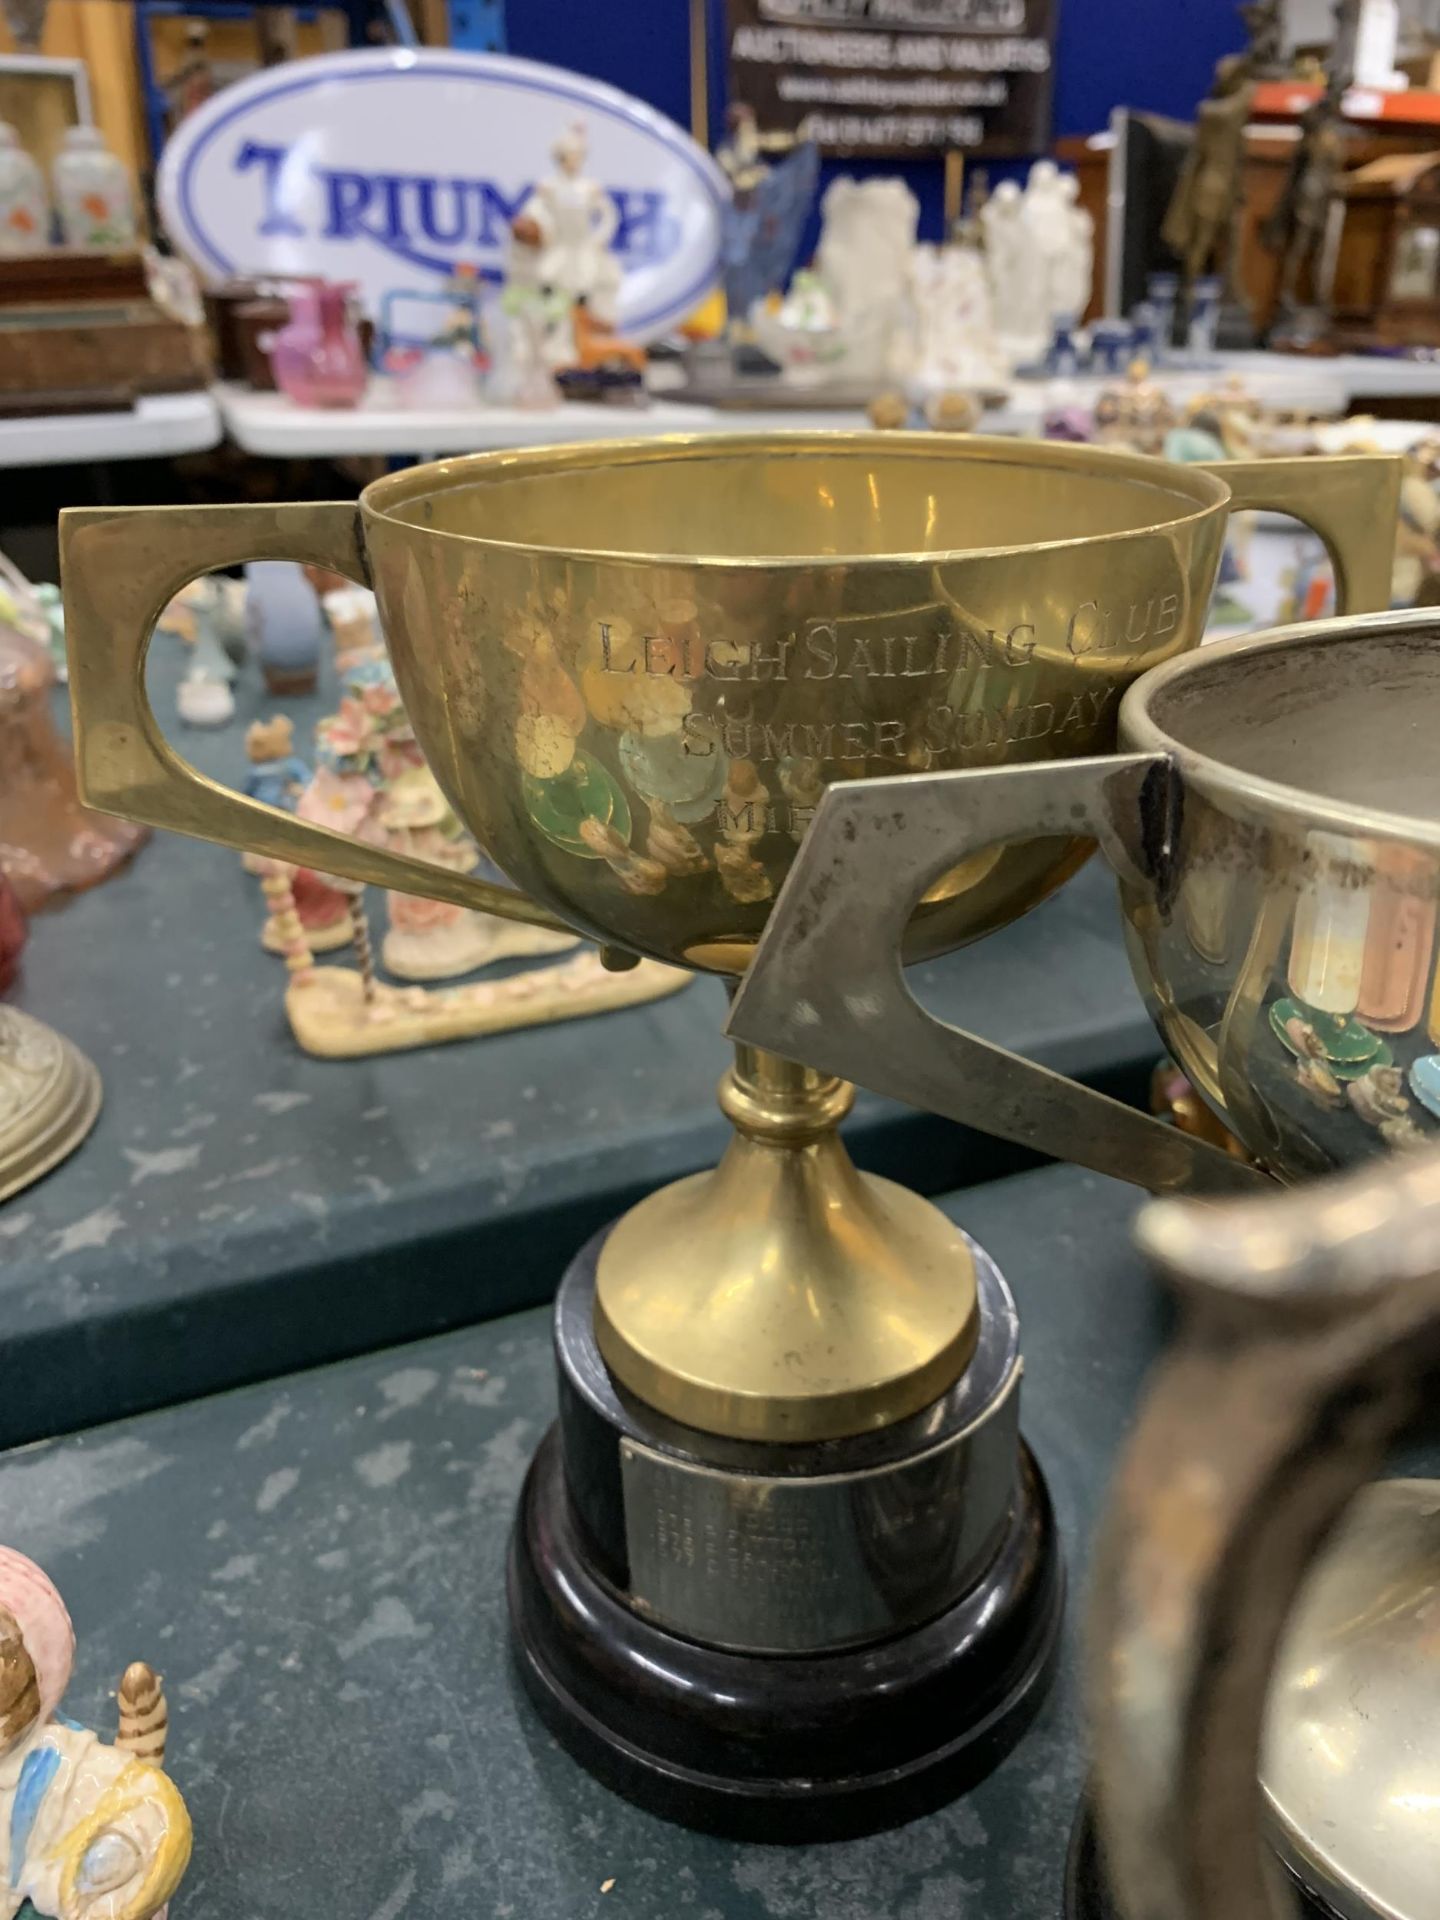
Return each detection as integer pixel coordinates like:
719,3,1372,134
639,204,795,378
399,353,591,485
267,282,368,409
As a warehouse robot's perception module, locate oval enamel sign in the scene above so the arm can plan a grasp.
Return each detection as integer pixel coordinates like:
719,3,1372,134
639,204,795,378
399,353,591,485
158,48,728,338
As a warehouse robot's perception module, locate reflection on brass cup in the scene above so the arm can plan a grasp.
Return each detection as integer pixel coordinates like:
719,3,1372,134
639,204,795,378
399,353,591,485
61,435,1398,1835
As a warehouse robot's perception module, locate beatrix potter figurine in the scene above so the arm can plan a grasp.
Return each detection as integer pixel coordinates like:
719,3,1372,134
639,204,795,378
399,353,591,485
0,1546,191,1920
243,715,310,811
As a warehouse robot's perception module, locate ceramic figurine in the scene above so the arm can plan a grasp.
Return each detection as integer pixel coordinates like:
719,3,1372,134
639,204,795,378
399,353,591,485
717,102,777,196
981,179,1048,369
1044,314,1081,378
0,1546,190,1920
266,282,368,410
498,215,568,407
164,576,247,668
0,122,46,253
556,298,648,403
304,663,576,979
1043,404,1094,443
174,604,236,729
378,766,577,979
1092,357,1176,456
1022,163,1094,332
814,176,918,381
715,105,817,336
259,861,351,957
1144,271,1179,358
245,561,324,696
248,670,688,1052
517,122,623,326
745,179,917,384
320,586,384,674
374,267,488,409
908,241,1007,395
51,125,136,249
1394,465,1440,605
243,714,310,810
1089,319,1134,375
1185,272,1223,358
0,570,146,910
748,269,844,385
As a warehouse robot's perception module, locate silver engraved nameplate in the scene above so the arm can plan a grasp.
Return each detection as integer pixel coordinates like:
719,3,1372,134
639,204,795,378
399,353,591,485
620,1360,1021,1655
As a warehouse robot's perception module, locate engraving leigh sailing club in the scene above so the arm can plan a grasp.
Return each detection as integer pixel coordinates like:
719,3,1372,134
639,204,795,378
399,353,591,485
595,587,1180,797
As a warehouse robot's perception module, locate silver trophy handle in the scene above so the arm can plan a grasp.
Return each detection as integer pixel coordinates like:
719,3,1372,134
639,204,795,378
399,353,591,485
1090,1147,1440,1920
725,755,1265,1197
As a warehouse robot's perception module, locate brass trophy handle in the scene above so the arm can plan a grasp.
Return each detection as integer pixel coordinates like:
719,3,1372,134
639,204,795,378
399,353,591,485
59,502,570,933
727,753,1268,1198
1204,453,1401,616
1089,1148,1440,1920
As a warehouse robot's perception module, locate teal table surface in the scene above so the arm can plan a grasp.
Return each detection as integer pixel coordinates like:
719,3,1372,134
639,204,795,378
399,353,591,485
3,643,1164,1449
0,1161,1162,1920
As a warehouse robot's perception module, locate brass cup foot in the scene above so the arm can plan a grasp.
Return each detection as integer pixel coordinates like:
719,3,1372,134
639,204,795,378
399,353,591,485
0,1006,101,1203
593,1043,979,1443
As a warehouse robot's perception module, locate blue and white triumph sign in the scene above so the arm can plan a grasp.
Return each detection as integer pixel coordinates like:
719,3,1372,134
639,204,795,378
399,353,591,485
158,48,728,338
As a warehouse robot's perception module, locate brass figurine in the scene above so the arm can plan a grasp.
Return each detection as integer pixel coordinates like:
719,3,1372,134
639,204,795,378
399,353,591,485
1263,0,1360,344
1161,2,1282,339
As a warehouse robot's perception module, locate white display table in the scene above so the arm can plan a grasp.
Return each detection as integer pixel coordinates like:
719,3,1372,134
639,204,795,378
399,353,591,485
201,351,1440,466
213,381,879,458
0,390,223,470
214,350,1435,463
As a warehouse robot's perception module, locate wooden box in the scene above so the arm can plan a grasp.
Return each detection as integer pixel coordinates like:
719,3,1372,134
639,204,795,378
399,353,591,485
0,250,212,413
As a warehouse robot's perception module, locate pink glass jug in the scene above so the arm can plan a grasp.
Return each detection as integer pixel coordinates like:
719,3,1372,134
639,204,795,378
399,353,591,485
266,281,368,408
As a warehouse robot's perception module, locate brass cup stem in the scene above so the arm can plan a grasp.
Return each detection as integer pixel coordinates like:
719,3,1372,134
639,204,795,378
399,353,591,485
719,1040,856,1141
592,1037,980,1445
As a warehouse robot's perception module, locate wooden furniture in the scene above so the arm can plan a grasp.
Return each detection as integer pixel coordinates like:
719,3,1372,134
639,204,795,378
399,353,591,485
1328,150,1440,349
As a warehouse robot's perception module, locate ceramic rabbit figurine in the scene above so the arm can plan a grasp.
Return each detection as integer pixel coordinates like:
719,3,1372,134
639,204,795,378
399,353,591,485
0,1548,191,1920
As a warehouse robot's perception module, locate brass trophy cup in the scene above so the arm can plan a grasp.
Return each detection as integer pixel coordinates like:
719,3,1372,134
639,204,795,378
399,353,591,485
60,435,1395,1838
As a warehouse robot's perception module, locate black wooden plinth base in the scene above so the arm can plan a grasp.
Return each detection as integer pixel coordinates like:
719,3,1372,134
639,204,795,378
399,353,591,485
508,1423,1063,1843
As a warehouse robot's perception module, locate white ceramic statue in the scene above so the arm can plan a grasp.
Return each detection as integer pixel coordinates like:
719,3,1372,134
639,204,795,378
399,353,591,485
1021,160,1093,327
909,242,1008,394
517,121,623,326
981,178,1048,369
1049,172,1095,322
753,176,920,384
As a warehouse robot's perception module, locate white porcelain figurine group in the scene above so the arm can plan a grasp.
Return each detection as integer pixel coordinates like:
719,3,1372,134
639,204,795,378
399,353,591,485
750,157,1092,392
